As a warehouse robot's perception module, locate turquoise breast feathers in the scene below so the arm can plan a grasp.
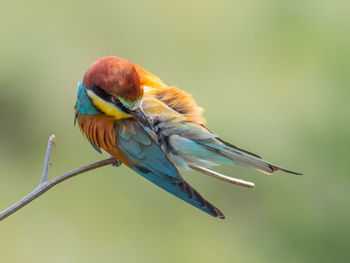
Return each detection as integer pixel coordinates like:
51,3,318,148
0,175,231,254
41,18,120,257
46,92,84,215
76,82,101,114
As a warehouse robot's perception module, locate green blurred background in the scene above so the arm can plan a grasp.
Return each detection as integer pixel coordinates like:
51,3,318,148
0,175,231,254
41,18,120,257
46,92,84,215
0,0,349,262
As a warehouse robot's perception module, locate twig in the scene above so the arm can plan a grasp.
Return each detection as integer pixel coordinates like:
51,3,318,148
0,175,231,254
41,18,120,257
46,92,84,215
40,135,55,184
0,135,117,222
190,165,255,189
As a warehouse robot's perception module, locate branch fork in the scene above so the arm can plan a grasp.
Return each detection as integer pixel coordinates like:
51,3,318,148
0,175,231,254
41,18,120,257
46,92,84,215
0,135,116,221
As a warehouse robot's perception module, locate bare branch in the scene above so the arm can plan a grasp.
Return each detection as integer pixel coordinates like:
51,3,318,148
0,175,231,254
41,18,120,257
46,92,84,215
0,135,117,222
0,135,256,222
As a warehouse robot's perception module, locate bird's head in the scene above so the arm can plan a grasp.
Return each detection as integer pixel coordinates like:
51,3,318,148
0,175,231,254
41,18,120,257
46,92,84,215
82,56,151,127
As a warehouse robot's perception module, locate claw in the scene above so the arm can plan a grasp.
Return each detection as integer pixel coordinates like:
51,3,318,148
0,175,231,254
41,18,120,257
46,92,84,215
112,159,122,167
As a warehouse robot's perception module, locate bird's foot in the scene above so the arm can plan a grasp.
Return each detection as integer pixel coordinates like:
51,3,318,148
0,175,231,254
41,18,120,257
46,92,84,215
112,158,122,167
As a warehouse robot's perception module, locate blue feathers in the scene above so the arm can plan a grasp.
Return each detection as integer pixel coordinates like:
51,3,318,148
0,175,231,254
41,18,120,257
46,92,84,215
76,82,101,114
116,120,179,180
115,119,224,218
170,135,233,163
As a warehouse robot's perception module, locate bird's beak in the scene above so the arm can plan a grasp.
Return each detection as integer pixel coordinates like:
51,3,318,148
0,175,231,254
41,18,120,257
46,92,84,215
130,107,152,128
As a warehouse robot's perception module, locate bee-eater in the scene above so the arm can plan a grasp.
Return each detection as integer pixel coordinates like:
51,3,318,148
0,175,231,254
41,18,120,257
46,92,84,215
75,56,301,219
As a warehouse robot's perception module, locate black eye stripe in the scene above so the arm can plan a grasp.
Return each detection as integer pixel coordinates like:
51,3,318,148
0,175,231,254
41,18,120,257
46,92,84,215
91,84,110,101
91,84,130,114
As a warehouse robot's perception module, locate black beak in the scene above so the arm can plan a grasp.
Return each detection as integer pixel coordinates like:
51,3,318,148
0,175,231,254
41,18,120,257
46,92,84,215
130,107,152,128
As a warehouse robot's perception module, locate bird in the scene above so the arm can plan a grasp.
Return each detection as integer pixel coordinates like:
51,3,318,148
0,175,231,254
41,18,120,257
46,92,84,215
74,56,301,219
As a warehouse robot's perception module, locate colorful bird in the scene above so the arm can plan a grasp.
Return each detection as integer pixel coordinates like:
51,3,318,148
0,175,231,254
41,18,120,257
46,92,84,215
75,56,301,219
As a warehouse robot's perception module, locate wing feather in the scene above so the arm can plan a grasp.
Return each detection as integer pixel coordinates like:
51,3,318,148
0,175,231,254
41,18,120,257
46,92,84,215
115,119,224,218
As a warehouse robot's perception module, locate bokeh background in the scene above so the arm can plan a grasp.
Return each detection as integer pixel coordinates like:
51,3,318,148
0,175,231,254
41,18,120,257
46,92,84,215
0,0,349,262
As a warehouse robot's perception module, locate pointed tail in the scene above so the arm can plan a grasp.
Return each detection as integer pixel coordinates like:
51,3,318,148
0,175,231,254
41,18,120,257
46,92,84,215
196,139,302,175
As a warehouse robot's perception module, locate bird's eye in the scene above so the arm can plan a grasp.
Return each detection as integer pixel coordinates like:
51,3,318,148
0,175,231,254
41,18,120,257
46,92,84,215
111,96,119,104
110,96,130,113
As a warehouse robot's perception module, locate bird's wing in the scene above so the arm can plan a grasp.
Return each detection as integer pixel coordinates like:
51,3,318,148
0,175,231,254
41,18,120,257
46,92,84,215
115,118,224,219
134,65,301,176
165,122,302,175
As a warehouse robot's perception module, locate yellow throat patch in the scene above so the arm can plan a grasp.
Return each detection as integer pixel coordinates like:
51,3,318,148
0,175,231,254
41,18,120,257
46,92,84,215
87,90,132,120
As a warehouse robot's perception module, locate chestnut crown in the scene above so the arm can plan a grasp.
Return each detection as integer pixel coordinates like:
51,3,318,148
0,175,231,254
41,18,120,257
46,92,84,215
83,56,143,101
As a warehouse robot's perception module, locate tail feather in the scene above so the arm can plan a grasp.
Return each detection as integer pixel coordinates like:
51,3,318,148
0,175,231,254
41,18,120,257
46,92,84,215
190,165,255,188
196,139,302,175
